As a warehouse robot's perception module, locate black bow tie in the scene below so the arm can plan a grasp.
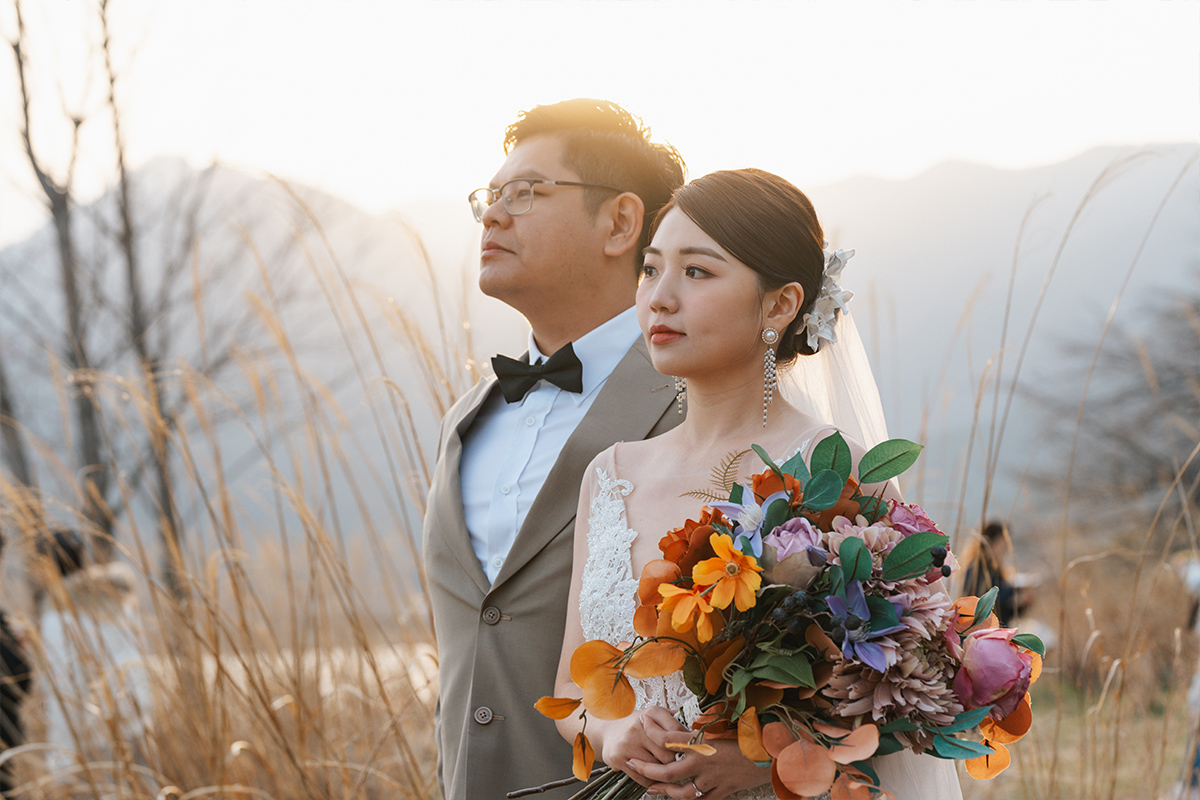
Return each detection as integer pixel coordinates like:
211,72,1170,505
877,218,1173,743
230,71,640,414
492,343,584,403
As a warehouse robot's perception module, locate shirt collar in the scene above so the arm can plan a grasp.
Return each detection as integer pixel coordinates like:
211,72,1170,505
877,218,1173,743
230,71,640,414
526,306,641,407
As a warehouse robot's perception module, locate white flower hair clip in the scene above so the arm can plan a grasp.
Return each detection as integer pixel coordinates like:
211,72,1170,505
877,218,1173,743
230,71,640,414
802,242,854,352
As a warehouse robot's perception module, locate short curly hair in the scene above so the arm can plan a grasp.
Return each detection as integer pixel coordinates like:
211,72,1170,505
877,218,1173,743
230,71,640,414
505,99,686,258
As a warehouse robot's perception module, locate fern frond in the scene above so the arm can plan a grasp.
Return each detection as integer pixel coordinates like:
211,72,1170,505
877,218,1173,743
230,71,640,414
710,448,752,492
679,488,728,503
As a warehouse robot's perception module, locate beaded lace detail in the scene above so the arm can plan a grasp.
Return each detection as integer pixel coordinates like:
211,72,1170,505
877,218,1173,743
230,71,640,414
579,466,775,800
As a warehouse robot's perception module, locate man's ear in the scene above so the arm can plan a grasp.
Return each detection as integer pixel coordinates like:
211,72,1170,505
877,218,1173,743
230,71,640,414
764,283,804,333
601,193,646,258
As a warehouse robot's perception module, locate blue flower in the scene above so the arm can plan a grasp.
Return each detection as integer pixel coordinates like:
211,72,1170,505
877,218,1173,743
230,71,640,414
825,580,904,673
711,484,791,559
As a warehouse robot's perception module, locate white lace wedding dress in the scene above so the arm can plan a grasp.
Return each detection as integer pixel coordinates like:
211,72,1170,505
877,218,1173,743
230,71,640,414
576,444,963,800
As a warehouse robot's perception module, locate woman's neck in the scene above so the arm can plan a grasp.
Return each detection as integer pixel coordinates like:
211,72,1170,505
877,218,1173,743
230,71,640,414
676,370,806,455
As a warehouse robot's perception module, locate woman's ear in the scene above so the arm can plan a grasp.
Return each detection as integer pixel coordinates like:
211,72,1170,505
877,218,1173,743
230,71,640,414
764,282,804,333
601,193,646,258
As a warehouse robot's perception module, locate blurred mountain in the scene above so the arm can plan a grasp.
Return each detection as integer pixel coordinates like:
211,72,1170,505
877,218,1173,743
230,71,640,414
1,145,1196,553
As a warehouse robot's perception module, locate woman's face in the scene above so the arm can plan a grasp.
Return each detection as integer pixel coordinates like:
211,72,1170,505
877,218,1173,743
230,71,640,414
637,208,772,382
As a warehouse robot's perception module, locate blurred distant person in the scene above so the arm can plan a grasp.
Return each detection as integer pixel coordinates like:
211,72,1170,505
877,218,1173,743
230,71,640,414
37,557,149,776
423,99,686,800
962,520,1034,627
0,530,32,797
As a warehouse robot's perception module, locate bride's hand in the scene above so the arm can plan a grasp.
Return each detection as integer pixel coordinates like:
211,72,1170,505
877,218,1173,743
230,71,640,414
601,707,688,787
627,712,772,800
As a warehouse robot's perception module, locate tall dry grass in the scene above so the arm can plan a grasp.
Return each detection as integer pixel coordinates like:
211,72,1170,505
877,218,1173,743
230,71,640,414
0,157,1196,800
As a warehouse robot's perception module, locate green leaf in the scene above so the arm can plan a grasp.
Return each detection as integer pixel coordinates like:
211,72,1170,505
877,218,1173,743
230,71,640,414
768,653,815,688
1012,633,1046,657
839,536,872,582
828,564,846,598
973,586,999,628
873,734,904,756
865,596,900,631
762,499,791,540
729,668,753,696
803,469,844,510
855,495,888,524
879,718,920,733
931,735,996,760
682,656,706,698
858,439,924,484
939,705,994,734
729,483,744,505
811,431,852,484
881,532,949,581
780,449,810,482
752,662,815,689
850,760,880,787
751,444,785,483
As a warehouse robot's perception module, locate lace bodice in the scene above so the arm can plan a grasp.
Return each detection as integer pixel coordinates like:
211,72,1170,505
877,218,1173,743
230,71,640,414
578,465,775,800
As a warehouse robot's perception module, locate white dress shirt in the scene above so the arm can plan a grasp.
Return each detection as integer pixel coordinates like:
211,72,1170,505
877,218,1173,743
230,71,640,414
461,307,642,583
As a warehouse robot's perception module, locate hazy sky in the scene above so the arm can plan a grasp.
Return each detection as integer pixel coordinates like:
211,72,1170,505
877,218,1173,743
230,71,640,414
1,0,1196,247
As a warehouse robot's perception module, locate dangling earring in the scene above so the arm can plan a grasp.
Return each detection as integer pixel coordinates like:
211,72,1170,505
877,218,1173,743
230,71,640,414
761,328,779,427
674,376,686,415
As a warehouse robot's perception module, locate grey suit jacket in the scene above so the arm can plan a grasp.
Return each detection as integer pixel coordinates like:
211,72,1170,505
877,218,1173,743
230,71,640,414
423,336,680,800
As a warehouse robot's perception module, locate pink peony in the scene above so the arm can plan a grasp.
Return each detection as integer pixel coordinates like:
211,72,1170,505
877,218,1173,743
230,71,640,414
952,628,1033,719
888,501,943,536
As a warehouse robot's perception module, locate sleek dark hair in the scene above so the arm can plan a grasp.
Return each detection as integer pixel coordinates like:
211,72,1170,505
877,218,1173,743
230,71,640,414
651,168,826,365
505,98,686,256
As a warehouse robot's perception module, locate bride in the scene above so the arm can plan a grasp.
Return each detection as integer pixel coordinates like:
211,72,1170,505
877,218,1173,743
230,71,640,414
553,169,963,800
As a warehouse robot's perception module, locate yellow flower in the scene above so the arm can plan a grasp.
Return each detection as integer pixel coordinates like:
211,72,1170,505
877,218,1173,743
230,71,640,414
658,583,716,642
692,533,763,611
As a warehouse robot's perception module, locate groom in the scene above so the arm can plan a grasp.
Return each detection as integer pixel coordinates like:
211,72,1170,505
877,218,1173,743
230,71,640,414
423,99,686,800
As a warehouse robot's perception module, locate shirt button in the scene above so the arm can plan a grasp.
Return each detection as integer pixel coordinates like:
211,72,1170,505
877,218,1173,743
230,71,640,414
482,606,502,625
473,706,494,725
492,556,504,570
499,485,511,495
526,416,536,426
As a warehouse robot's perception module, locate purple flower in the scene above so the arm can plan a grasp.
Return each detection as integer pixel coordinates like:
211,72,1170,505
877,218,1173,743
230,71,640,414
763,517,821,561
825,580,905,673
711,485,791,558
888,500,943,536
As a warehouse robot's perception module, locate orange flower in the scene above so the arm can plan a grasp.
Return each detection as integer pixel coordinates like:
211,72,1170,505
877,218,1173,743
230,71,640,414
658,583,716,642
752,470,802,505
660,508,728,573
692,533,763,611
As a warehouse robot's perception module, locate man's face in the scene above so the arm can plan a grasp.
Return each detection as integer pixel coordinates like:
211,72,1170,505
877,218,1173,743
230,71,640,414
477,135,606,309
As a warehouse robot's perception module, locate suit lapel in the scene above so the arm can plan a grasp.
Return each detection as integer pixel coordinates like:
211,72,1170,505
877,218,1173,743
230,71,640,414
492,337,672,589
433,376,497,595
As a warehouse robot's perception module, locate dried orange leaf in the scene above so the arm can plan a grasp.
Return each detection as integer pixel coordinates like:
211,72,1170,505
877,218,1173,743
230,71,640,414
738,707,771,762
830,774,874,800
828,724,879,764
762,720,796,758
573,733,595,782
965,740,1010,779
639,559,682,604
806,624,842,660
1027,650,1043,685
570,640,636,720
625,641,686,678
704,636,745,695
633,604,660,638
534,696,581,720
664,741,717,756
981,694,1032,744
952,596,998,633
776,739,836,797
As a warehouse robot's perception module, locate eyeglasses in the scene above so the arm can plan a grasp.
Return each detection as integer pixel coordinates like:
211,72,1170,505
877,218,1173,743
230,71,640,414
468,179,625,222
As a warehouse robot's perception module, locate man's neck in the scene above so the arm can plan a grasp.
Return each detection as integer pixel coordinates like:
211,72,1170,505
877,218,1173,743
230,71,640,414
529,302,632,356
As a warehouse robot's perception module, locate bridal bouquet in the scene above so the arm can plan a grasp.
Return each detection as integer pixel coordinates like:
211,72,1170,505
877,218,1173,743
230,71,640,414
527,433,1044,800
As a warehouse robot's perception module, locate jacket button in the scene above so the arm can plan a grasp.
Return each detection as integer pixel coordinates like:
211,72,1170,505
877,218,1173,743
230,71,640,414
482,606,502,625
473,706,494,725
